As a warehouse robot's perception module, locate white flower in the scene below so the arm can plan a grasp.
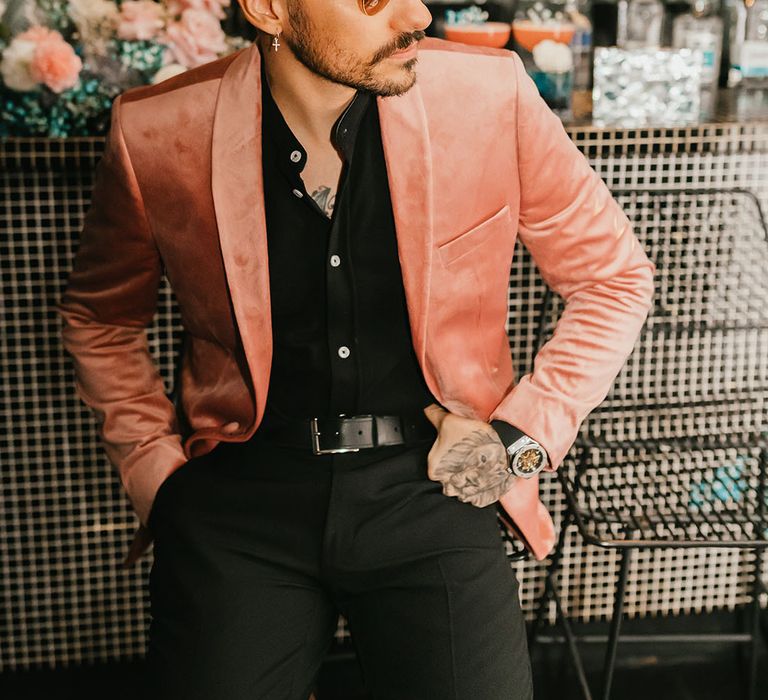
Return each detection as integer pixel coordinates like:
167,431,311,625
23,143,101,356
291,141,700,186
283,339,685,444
67,0,120,57
0,37,38,91
532,39,573,73
151,62,186,83
68,0,120,27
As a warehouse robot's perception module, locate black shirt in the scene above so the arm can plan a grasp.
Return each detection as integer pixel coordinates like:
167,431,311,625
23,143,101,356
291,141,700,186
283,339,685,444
256,55,439,433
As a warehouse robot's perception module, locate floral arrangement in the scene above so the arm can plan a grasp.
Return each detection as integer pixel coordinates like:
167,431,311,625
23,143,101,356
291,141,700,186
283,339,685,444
0,0,250,137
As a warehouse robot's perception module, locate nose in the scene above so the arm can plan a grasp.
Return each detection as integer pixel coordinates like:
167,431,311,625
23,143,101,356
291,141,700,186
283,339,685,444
415,2,432,32
394,0,432,33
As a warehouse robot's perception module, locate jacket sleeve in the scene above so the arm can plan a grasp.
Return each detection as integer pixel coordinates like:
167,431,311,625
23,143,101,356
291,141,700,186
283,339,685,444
56,93,188,527
488,51,657,472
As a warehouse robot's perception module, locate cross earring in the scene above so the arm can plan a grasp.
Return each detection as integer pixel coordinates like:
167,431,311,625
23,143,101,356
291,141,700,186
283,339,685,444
272,31,281,52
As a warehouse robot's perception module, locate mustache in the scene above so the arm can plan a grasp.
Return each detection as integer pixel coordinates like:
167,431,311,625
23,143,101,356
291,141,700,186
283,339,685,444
376,30,427,62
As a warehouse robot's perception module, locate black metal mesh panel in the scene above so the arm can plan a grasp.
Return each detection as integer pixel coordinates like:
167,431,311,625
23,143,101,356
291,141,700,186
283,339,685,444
1,138,185,668
525,186,768,624
3,118,768,668
576,189,768,422
511,121,768,621
563,443,767,546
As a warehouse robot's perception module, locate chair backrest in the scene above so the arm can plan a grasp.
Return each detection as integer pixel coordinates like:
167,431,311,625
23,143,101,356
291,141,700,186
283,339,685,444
539,187,768,444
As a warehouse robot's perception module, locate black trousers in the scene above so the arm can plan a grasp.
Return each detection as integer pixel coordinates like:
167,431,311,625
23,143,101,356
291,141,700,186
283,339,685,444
144,430,534,700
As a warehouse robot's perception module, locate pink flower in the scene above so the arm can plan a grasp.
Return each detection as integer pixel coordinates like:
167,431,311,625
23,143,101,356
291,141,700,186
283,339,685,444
161,8,227,68
117,0,166,41
166,0,230,20
16,25,57,43
24,30,82,93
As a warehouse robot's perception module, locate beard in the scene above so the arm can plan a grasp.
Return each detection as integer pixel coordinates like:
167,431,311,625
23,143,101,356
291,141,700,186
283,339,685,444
280,0,423,97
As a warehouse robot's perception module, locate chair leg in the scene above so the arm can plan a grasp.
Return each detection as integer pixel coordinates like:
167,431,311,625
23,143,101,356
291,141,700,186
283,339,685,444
528,509,594,700
745,547,764,700
760,577,768,647
549,571,595,700
600,547,632,700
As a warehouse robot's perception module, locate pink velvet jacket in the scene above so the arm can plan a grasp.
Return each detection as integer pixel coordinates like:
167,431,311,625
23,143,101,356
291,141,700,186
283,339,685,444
57,37,656,565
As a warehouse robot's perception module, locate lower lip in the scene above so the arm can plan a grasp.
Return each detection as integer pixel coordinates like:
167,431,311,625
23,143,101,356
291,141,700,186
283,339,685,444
390,44,418,60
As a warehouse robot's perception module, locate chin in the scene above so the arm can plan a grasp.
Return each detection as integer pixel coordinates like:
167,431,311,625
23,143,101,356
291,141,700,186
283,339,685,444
373,69,417,98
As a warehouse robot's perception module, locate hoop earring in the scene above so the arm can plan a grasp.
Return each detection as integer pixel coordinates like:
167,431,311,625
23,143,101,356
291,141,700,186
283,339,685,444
272,30,281,52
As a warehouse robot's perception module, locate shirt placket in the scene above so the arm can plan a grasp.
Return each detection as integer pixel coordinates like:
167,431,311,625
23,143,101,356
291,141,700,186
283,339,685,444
325,159,358,417
267,79,370,419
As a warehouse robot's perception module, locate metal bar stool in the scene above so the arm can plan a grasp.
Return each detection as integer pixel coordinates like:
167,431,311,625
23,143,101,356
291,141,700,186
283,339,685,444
527,188,768,700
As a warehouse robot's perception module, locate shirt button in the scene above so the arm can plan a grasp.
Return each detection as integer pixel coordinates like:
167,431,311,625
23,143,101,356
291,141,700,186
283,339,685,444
330,254,341,267
290,150,302,163
338,346,350,359
292,188,303,198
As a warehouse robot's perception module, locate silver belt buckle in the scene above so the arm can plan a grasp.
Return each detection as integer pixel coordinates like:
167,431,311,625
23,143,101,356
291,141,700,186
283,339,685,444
310,416,362,455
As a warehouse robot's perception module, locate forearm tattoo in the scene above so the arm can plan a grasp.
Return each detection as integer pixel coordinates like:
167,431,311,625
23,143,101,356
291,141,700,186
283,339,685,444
433,429,517,507
310,185,335,219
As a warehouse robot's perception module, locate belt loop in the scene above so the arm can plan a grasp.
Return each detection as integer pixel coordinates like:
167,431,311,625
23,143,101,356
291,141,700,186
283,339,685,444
370,414,379,446
402,415,412,442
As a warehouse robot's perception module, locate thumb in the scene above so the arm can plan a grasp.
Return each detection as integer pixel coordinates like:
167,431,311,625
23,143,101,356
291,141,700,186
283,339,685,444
119,524,153,569
423,402,448,430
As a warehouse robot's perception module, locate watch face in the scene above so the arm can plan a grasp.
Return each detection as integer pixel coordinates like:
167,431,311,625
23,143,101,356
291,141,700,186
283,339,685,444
513,447,544,477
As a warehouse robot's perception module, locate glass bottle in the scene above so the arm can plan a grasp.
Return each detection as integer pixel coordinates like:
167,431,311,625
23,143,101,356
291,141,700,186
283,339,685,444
741,0,768,84
617,0,666,48
672,0,725,89
566,0,594,90
511,0,577,118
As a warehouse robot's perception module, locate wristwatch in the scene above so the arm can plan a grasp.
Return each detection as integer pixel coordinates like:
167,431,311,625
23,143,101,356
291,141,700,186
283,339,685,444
489,420,549,479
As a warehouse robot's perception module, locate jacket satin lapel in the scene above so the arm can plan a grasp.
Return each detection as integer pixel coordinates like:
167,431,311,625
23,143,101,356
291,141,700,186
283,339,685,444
211,44,272,429
376,86,439,401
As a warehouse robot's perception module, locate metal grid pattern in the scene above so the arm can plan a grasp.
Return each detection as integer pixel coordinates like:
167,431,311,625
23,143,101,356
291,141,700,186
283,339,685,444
552,189,768,552
524,185,768,622
563,442,767,547
528,181,768,695
2,118,768,668
1,137,183,669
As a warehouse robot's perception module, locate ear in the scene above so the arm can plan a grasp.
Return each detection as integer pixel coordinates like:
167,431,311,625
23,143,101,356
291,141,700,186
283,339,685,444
237,0,286,34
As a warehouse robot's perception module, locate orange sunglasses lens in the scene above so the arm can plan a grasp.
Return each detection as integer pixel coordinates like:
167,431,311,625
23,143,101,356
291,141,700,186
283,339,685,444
360,0,390,15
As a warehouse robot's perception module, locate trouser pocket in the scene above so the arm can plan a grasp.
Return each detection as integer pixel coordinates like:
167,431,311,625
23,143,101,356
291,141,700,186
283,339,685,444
147,455,203,535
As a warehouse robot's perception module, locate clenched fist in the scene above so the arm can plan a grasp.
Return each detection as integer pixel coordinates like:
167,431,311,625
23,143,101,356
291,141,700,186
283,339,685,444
423,402,516,508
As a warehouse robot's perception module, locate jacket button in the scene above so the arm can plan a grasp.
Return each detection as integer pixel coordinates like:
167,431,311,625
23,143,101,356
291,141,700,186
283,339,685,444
223,421,240,433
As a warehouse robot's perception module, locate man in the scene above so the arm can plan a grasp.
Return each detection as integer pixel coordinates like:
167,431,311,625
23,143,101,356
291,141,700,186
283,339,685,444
57,0,656,697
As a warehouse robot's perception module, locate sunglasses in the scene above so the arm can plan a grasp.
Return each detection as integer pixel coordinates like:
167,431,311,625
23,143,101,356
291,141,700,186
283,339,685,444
359,0,390,15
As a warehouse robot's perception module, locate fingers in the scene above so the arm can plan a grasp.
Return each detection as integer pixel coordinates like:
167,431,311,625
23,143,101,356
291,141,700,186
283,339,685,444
119,524,154,569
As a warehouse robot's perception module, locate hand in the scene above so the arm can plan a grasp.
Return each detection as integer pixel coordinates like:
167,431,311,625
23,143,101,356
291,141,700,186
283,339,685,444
119,523,154,569
422,403,516,508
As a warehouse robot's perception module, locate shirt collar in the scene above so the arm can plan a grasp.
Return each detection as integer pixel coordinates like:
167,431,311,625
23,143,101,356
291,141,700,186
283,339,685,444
260,57,373,169
330,87,373,162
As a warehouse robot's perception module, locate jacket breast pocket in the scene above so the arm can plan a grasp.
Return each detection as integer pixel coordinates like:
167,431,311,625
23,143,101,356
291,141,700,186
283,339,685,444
437,203,512,267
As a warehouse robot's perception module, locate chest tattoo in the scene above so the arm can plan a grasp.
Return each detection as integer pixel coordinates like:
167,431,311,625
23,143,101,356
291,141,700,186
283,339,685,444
310,185,336,219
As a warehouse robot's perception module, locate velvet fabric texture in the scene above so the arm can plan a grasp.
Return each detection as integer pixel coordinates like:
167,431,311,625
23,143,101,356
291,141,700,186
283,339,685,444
57,37,656,565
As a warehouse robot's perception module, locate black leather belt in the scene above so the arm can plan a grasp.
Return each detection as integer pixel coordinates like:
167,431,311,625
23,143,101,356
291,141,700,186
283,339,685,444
256,412,437,454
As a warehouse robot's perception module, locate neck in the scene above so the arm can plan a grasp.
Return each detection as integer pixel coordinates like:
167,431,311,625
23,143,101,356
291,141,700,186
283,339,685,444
258,37,358,148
